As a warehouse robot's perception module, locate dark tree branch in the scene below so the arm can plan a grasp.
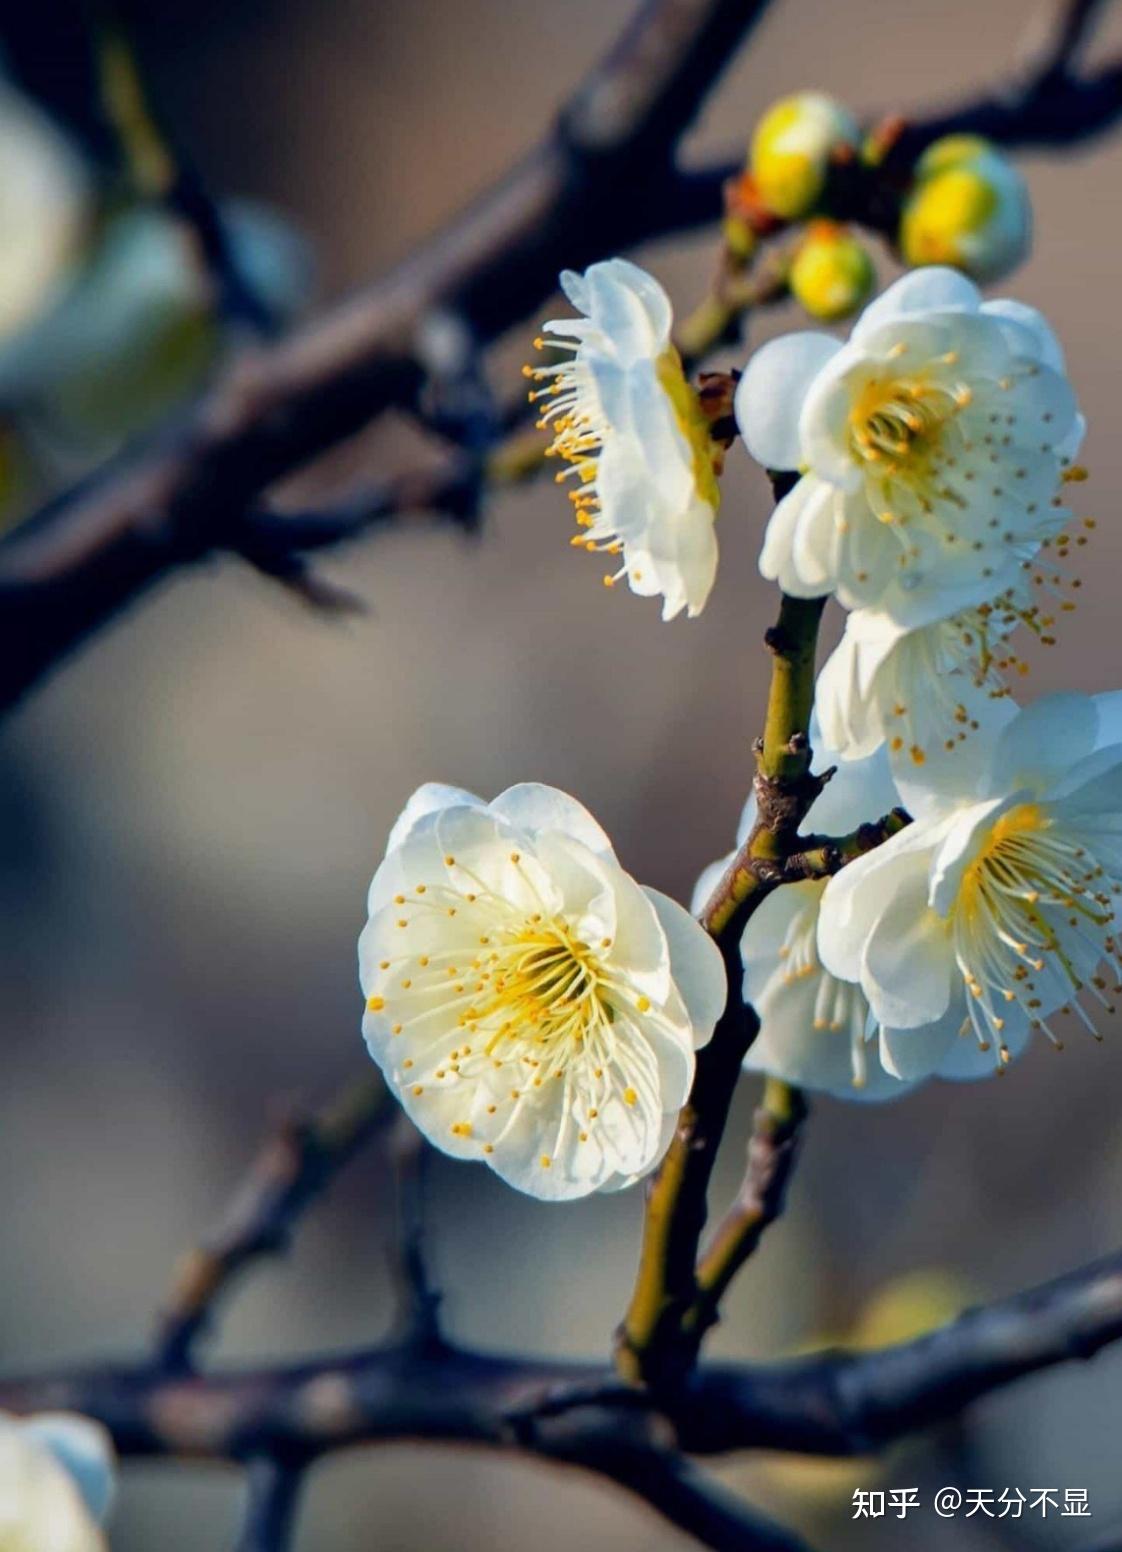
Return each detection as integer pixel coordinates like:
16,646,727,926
153,1074,393,1373
5,1244,1122,1463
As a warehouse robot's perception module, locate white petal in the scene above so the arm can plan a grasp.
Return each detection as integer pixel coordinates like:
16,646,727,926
980,298,1065,370
559,268,590,312
735,331,841,469
22,1415,116,1526
1093,691,1122,752
935,1004,1031,1080
759,475,839,596
586,261,667,363
878,1002,962,1081
384,783,484,856
817,823,944,992
643,887,727,1047
852,266,980,340
599,257,673,346
987,693,1097,799
490,783,614,857
859,847,955,1028
928,795,1013,916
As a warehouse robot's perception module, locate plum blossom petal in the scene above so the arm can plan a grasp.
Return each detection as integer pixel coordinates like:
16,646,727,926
734,331,841,470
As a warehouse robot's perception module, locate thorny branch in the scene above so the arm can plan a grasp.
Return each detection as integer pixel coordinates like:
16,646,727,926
0,0,1120,713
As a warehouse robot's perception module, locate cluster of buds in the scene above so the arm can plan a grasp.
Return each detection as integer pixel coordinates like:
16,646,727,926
725,91,1033,324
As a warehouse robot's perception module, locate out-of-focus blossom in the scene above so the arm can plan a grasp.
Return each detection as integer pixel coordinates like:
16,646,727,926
0,1409,116,1551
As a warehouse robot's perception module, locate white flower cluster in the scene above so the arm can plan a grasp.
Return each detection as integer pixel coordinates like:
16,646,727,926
361,255,1110,1199
719,267,1118,1101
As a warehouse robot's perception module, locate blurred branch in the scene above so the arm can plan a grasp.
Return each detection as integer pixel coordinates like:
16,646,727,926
3,0,1121,712
92,8,277,333
153,1073,393,1373
0,0,777,713
386,1118,442,1350
6,1243,1122,1461
235,1458,303,1552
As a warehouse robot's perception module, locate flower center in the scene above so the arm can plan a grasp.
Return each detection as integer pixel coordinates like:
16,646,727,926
472,920,610,1060
850,374,968,472
369,858,654,1163
952,802,1120,1061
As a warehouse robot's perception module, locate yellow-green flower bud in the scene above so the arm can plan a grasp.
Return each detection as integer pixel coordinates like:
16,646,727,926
789,222,874,321
899,135,1031,282
749,92,860,220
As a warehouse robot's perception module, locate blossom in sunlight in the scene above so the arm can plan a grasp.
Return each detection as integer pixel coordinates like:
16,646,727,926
900,135,1031,283
360,782,726,1200
528,259,723,620
693,740,960,1099
814,570,1077,767
749,92,861,220
0,85,89,345
818,692,1122,1082
0,1410,116,1552
735,268,1083,628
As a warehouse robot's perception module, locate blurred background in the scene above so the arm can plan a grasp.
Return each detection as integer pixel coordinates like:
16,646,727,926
3,0,1122,1547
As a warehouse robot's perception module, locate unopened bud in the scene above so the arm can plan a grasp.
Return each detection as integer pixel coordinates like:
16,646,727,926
789,222,874,321
749,92,860,221
899,135,1031,282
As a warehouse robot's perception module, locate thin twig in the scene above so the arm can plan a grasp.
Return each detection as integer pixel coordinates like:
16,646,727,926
153,1073,393,1372
387,1117,442,1349
685,1079,809,1344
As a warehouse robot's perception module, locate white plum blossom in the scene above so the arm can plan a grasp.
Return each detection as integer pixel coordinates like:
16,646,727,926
0,1410,116,1552
693,739,961,1099
736,268,1083,628
818,692,1122,1082
529,259,721,620
0,85,88,345
814,578,1060,766
360,782,726,1200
